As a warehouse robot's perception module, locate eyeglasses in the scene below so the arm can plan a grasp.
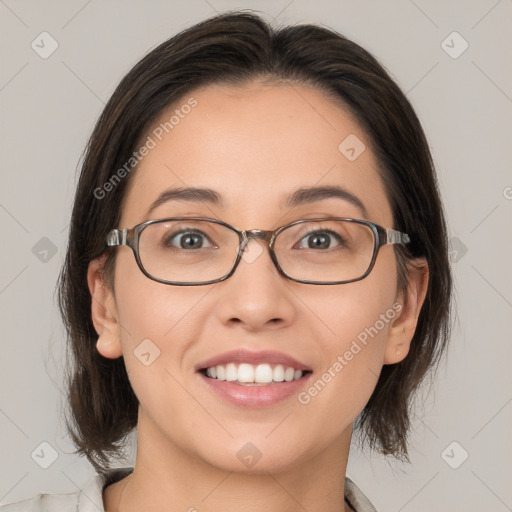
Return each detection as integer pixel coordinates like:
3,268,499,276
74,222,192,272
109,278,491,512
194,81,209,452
106,217,410,286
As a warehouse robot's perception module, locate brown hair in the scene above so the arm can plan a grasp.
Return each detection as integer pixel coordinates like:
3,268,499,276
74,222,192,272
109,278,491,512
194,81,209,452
57,10,453,472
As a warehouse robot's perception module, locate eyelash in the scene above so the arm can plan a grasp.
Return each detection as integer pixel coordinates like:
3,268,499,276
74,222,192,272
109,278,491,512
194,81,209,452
162,227,346,251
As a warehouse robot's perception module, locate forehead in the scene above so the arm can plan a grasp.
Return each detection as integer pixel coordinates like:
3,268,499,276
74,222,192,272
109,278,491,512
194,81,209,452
119,81,393,228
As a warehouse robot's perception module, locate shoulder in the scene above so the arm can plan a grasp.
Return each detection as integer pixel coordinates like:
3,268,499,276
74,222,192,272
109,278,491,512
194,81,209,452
1,467,134,512
0,490,81,512
345,476,378,512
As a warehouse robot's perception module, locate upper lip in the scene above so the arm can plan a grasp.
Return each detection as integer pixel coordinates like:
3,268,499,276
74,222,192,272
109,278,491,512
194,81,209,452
195,349,312,372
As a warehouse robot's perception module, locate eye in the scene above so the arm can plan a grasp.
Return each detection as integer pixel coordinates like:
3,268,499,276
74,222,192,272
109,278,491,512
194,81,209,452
296,229,345,250
164,229,215,250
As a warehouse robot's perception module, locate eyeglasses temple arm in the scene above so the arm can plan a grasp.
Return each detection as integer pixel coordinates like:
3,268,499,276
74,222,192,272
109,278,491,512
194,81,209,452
107,228,129,247
385,228,410,245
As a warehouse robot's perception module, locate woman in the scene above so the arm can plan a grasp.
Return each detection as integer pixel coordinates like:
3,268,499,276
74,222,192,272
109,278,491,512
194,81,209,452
4,10,452,512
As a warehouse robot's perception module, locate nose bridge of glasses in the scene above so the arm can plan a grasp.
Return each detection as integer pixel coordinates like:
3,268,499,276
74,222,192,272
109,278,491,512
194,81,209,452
247,228,273,239
237,229,275,255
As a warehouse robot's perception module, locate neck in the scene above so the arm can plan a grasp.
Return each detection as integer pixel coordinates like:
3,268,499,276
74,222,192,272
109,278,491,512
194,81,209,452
103,408,354,512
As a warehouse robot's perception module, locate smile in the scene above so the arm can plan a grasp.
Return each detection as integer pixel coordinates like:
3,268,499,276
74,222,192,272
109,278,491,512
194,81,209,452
201,362,309,385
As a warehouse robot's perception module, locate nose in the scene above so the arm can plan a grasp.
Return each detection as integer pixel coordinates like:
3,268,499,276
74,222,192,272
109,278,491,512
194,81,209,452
213,237,297,332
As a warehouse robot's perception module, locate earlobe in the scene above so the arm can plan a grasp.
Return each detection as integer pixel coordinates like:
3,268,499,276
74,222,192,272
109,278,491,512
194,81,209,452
87,254,123,359
384,258,429,365
96,330,123,359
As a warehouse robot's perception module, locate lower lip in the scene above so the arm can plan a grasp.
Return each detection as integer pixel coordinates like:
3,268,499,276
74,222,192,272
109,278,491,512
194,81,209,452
197,372,313,408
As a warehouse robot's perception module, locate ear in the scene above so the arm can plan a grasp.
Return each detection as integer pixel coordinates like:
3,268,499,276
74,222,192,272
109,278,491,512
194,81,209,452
383,258,429,364
87,253,123,359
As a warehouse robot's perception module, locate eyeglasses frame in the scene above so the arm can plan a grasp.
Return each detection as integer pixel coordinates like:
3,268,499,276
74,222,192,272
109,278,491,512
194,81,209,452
106,216,411,286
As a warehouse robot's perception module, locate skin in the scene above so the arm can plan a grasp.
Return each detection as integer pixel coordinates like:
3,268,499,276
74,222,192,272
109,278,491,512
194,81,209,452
88,80,428,512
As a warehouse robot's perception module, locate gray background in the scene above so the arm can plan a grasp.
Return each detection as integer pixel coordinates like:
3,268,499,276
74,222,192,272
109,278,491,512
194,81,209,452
1,1,511,511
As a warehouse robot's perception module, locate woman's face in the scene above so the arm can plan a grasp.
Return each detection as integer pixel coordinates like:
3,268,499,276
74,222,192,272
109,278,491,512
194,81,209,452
90,80,419,474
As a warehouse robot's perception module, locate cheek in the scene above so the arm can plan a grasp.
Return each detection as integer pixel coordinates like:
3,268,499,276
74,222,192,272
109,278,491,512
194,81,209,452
114,249,206,342
318,284,394,377
112,253,204,388
113,279,204,425
309,247,398,348
112,257,229,416
297,256,398,419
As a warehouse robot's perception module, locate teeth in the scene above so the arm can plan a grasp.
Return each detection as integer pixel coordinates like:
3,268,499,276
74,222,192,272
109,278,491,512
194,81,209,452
205,363,304,384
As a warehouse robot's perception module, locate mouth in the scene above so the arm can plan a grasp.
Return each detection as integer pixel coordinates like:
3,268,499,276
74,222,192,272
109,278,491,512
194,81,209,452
197,368,313,408
197,364,313,386
194,349,313,407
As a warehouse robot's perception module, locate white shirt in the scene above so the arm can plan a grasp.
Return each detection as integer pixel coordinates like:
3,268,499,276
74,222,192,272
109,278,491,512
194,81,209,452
2,467,377,511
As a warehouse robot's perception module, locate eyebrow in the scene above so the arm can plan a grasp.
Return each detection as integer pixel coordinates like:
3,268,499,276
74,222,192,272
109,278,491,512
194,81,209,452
283,185,369,218
145,185,368,219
